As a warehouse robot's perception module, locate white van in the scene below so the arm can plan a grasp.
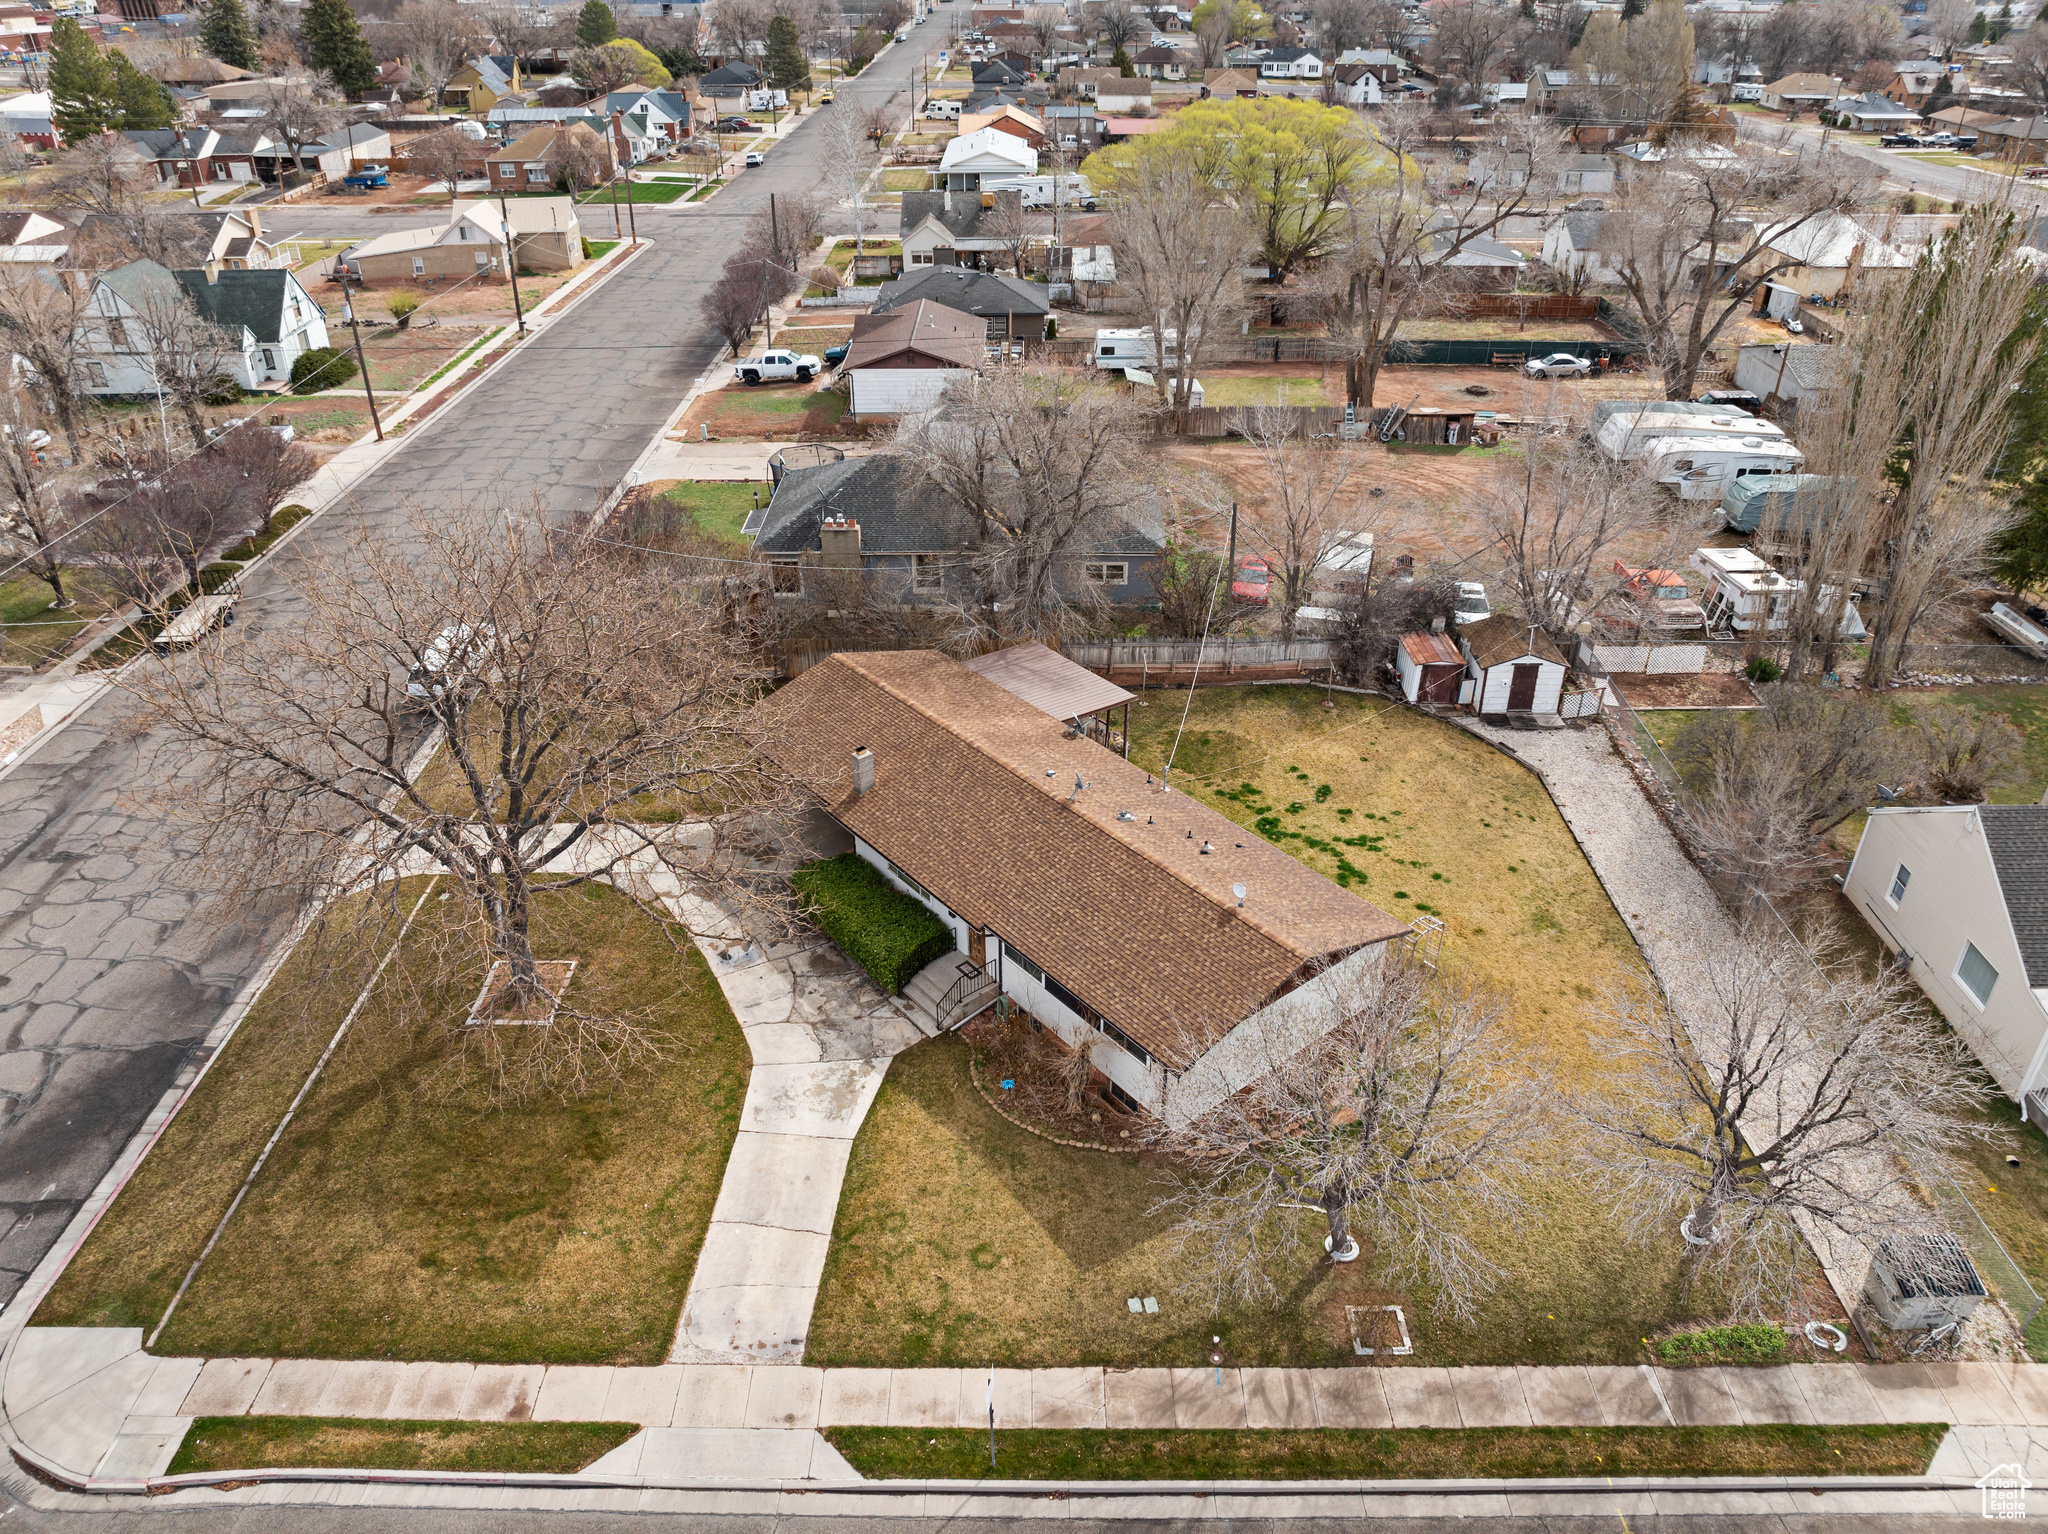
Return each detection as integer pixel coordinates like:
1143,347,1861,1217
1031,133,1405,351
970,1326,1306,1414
923,99,961,119
1594,407,1784,461
746,88,789,111
1640,435,1806,499
982,173,1095,209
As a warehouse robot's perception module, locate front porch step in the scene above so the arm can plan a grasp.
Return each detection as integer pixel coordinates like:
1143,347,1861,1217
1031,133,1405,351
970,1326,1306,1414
901,952,996,1034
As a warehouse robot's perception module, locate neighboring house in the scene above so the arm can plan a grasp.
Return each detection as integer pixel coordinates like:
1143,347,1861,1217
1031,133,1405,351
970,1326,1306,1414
1200,67,1261,98
603,87,691,142
840,298,986,416
1733,342,1837,411
1130,45,1189,79
297,122,393,178
749,452,1161,604
0,208,69,276
1258,45,1323,79
1421,228,1523,292
123,128,245,187
898,188,1023,268
1760,72,1841,114
489,124,572,191
747,648,1410,1123
1754,213,1910,299
957,104,1044,146
1845,805,2048,1120
338,197,583,282
1976,115,2048,163
1094,77,1154,113
1927,104,2007,134
76,258,330,395
1558,152,1615,195
1335,47,1410,80
937,125,1037,190
0,90,55,150
1043,103,1101,151
444,55,522,114
1057,66,1118,98
193,209,277,272
973,60,1030,87
868,264,1051,339
1457,613,1567,718
1609,139,1739,179
1825,91,1922,130
1886,60,1947,105
1483,81,1530,111
1540,209,1627,286
698,62,760,100
1329,64,1384,106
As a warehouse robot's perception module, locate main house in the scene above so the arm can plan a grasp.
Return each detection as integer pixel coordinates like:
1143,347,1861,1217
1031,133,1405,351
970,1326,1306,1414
750,649,1412,1122
77,259,330,394
747,451,1163,606
1846,804,2048,1124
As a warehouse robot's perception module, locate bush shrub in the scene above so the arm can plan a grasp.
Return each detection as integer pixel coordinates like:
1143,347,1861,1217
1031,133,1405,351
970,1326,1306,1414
387,291,422,328
291,347,355,394
1655,1322,1786,1365
791,852,953,994
1743,654,1784,683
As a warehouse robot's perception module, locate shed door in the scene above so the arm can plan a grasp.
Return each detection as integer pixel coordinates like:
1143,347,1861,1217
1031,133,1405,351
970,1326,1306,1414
1424,664,1460,705
1507,662,1540,711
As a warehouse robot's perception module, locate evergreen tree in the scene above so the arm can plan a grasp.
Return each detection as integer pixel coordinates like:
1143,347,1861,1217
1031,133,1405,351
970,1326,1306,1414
764,14,809,92
653,42,700,78
110,49,176,129
1994,291,2048,594
1112,44,1134,75
302,0,379,97
47,19,119,143
1968,9,1990,42
1620,0,1645,17
575,0,618,48
201,0,260,71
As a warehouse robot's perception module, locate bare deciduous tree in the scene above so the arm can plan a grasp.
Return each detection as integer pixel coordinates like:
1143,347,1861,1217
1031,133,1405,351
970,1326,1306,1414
1233,406,1377,641
744,190,825,274
1574,919,2001,1314
1316,103,1561,409
257,76,339,177
1149,958,1539,1320
46,135,205,267
699,253,786,356
0,388,80,608
542,120,611,194
818,101,882,257
1603,136,1875,399
393,0,479,107
980,191,1044,278
207,420,319,534
893,367,1156,637
0,268,92,463
120,502,799,1101
1669,686,1904,900
1472,436,1673,640
1097,0,1143,52
408,125,475,202
1103,142,1252,431
1912,700,2024,803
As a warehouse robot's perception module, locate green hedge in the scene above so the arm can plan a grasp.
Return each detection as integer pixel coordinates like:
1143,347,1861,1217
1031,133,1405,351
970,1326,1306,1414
791,852,952,994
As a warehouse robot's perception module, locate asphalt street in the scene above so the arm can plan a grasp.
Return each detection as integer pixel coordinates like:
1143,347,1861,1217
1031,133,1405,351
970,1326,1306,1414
0,42,925,1311
1739,113,2048,214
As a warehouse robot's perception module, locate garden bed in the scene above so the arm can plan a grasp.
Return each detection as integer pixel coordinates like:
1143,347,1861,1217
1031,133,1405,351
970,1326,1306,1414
37,883,749,1365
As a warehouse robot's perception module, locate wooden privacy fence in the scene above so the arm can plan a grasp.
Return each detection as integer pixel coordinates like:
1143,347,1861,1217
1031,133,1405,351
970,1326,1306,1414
1063,637,1335,686
1439,294,1600,322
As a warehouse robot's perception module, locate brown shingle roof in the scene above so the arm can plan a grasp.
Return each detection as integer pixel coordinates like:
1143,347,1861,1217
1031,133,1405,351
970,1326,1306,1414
750,651,1408,1065
1460,613,1567,670
843,299,986,372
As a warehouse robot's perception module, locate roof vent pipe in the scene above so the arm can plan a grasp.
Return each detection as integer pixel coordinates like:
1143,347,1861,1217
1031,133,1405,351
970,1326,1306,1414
851,746,875,797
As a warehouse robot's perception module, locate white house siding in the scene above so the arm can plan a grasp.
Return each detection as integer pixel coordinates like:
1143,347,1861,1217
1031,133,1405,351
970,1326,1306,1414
992,937,1163,1109
1845,806,2048,1104
848,368,962,416
1163,941,1389,1128
1477,658,1564,714
852,835,971,956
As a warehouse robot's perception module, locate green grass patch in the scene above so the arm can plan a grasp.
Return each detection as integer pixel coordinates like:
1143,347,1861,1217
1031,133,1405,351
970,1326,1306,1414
705,387,849,430
880,168,930,191
37,883,748,1365
221,504,316,562
0,569,124,668
587,239,621,257
792,852,953,994
655,480,761,546
574,181,690,204
687,179,727,201
825,1423,1945,1481
168,1417,637,1475
414,327,503,393
1194,376,1332,408
1656,1322,1786,1365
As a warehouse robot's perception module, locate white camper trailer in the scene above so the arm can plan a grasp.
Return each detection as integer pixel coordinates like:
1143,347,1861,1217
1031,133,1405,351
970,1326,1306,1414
1595,408,1785,462
982,173,1094,208
1093,328,1185,369
1640,435,1807,499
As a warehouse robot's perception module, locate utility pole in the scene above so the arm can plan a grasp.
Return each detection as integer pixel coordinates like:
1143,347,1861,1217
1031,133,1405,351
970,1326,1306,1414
497,191,528,337
1224,501,1238,589
341,297,384,442
609,161,622,238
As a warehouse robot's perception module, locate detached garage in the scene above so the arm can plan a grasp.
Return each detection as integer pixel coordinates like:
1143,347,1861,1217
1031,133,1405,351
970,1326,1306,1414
1459,613,1567,719
843,298,984,418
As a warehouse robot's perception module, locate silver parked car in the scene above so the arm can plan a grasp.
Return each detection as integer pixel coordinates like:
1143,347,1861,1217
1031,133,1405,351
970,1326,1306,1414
1523,352,1594,379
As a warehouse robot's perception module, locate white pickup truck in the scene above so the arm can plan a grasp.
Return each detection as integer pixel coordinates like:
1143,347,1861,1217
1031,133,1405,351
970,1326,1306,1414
733,348,823,386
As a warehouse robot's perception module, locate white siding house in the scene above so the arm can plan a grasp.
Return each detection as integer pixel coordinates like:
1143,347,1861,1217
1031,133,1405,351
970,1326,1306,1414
77,259,330,396
1845,805,2048,1120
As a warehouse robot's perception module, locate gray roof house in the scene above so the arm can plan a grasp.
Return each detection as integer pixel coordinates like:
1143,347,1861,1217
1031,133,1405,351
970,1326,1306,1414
868,266,1051,338
748,452,1165,606
1846,803,2048,1121
898,189,1024,268
77,259,330,395
700,62,761,97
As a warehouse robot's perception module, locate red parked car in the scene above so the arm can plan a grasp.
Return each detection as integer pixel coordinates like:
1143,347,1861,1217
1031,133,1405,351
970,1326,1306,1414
1231,556,1271,606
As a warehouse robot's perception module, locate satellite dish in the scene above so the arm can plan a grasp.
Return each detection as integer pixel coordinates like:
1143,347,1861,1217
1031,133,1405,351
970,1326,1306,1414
1232,883,1246,907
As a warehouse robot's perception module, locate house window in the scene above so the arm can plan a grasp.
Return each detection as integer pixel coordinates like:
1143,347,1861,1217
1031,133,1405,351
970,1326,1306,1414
527,167,548,183
476,250,490,266
1888,864,1911,907
106,317,130,350
912,554,944,590
1957,943,1998,1007
770,559,800,593
84,360,107,387
1084,561,1128,585
1005,943,1046,983
1099,1017,1151,1067
884,859,932,901
412,257,426,275
261,348,276,371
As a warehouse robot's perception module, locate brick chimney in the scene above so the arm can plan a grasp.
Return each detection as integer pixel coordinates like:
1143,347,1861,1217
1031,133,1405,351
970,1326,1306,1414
851,746,875,797
819,515,861,568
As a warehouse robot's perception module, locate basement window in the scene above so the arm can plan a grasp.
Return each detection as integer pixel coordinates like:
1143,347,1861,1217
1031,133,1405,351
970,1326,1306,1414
912,554,944,590
1084,561,1128,585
